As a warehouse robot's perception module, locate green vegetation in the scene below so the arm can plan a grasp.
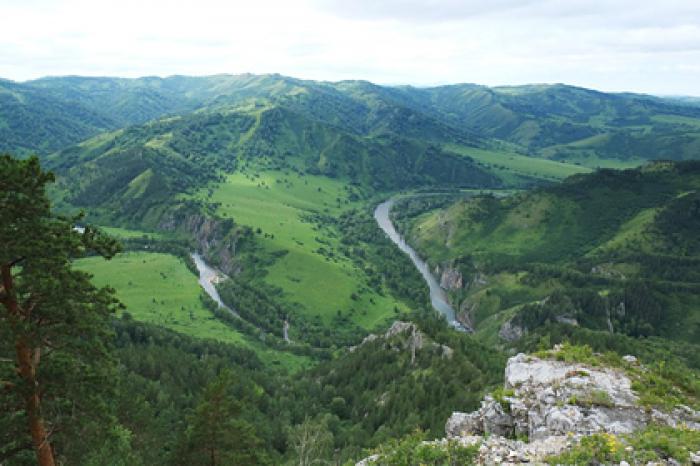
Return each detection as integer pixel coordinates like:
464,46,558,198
1,155,121,465
5,73,700,465
400,162,700,346
278,311,505,462
76,251,308,371
445,144,591,184
362,430,479,466
536,341,700,411
98,225,166,240
76,252,246,344
195,171,406,330
0,79,114,155
548,427,700,465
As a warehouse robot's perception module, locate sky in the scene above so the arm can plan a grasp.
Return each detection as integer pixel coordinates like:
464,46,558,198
2,0,700,95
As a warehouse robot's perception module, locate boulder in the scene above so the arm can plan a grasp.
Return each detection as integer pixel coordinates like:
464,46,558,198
446,411,483,437
481,396,515,437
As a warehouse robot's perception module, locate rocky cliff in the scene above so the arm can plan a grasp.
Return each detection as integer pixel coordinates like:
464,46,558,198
444,347,700,464
358,345,700,465
158,204,244,274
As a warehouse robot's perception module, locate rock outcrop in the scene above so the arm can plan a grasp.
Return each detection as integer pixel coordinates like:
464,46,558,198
498,318,526,342
443,348,700,464
439,265,463,291
357,346,700,465
349,321,453,360
158,206,242,274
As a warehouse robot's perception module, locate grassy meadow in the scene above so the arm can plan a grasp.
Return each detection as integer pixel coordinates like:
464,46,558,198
194,169,409,329
445,144,591,183
76,251,309,371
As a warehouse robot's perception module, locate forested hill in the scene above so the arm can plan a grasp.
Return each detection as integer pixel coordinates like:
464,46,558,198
47,103,496,224
4,73,700,167
4,74,700,465
0,78,114,155
399,160,700,350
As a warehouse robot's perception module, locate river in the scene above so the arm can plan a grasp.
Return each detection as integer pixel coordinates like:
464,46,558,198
191,252,292,341
374,199,467,331
191,253,239,317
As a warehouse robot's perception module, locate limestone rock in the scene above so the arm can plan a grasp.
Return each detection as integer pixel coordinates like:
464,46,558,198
689,450,700,465
362,348,700,465
499,318,526,342
481,396,515,437
622,355,638,364
355,454,379,465
446,411,483,437
441,350,698,463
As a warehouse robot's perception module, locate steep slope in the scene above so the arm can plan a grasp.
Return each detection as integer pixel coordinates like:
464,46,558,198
7,73,700,168
49,104,497,223
0,78,114,154
418,83,700,165
362,344,700,465
398,161,700,344
27,75,199,126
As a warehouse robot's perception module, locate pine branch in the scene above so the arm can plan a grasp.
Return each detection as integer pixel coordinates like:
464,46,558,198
0,443,33,463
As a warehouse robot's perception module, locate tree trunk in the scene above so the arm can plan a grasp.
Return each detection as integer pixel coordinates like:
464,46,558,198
2,264,56,466
16,342,55,466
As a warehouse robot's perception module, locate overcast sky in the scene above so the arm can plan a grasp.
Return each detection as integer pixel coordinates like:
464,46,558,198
2,0,700,95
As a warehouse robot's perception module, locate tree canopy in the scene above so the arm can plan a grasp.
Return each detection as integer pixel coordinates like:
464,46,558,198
0,155,120,465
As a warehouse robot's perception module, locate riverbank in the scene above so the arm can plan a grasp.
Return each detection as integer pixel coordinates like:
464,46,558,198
374,199,467,331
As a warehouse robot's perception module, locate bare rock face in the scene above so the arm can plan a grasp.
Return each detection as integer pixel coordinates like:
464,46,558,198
359,349,700,466
439,265,463,291
441,350,700,464
159,208,241,274
448,352,648,442
446,411,483,437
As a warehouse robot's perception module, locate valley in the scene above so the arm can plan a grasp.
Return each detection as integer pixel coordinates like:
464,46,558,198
374,198,461,329
3,73,700,465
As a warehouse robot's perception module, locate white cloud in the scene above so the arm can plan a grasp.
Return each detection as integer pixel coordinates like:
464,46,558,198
1,0,699,95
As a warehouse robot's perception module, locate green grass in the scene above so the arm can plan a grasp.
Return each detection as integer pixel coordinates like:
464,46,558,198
410,192,575,263
548,427,700,465
652,114,700,128
589,208,659,256
76,251,309,371
194,170,408,328
98,225,166,240
446,144,591,182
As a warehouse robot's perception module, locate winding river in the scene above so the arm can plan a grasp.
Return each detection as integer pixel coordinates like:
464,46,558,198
192,199,464,336
374,199,466,331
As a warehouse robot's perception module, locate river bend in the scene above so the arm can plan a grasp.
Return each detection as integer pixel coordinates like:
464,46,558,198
374,199,465,331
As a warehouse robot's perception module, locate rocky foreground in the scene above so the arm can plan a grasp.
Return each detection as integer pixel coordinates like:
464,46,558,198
358,344,700,465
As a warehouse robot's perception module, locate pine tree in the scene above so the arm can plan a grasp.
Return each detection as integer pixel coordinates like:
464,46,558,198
0,155,120,465
174,370,268,466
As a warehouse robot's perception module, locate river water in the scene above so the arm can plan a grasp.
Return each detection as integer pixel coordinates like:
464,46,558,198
374,199,466,331
191,253,238,316
191,252,294,340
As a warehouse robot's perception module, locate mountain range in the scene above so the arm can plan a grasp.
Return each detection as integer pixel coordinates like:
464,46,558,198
2,73,700,465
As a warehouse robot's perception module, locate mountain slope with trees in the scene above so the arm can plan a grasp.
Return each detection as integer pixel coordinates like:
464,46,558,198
398,161,700,348
3,73,700,169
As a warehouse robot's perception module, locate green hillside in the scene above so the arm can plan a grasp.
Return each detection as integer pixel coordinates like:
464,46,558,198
0,79,114,154
48,103,496,223
76,251,308,370
5,72,700,466
4,73,700,169
400,161,700,345
416,83,700,166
